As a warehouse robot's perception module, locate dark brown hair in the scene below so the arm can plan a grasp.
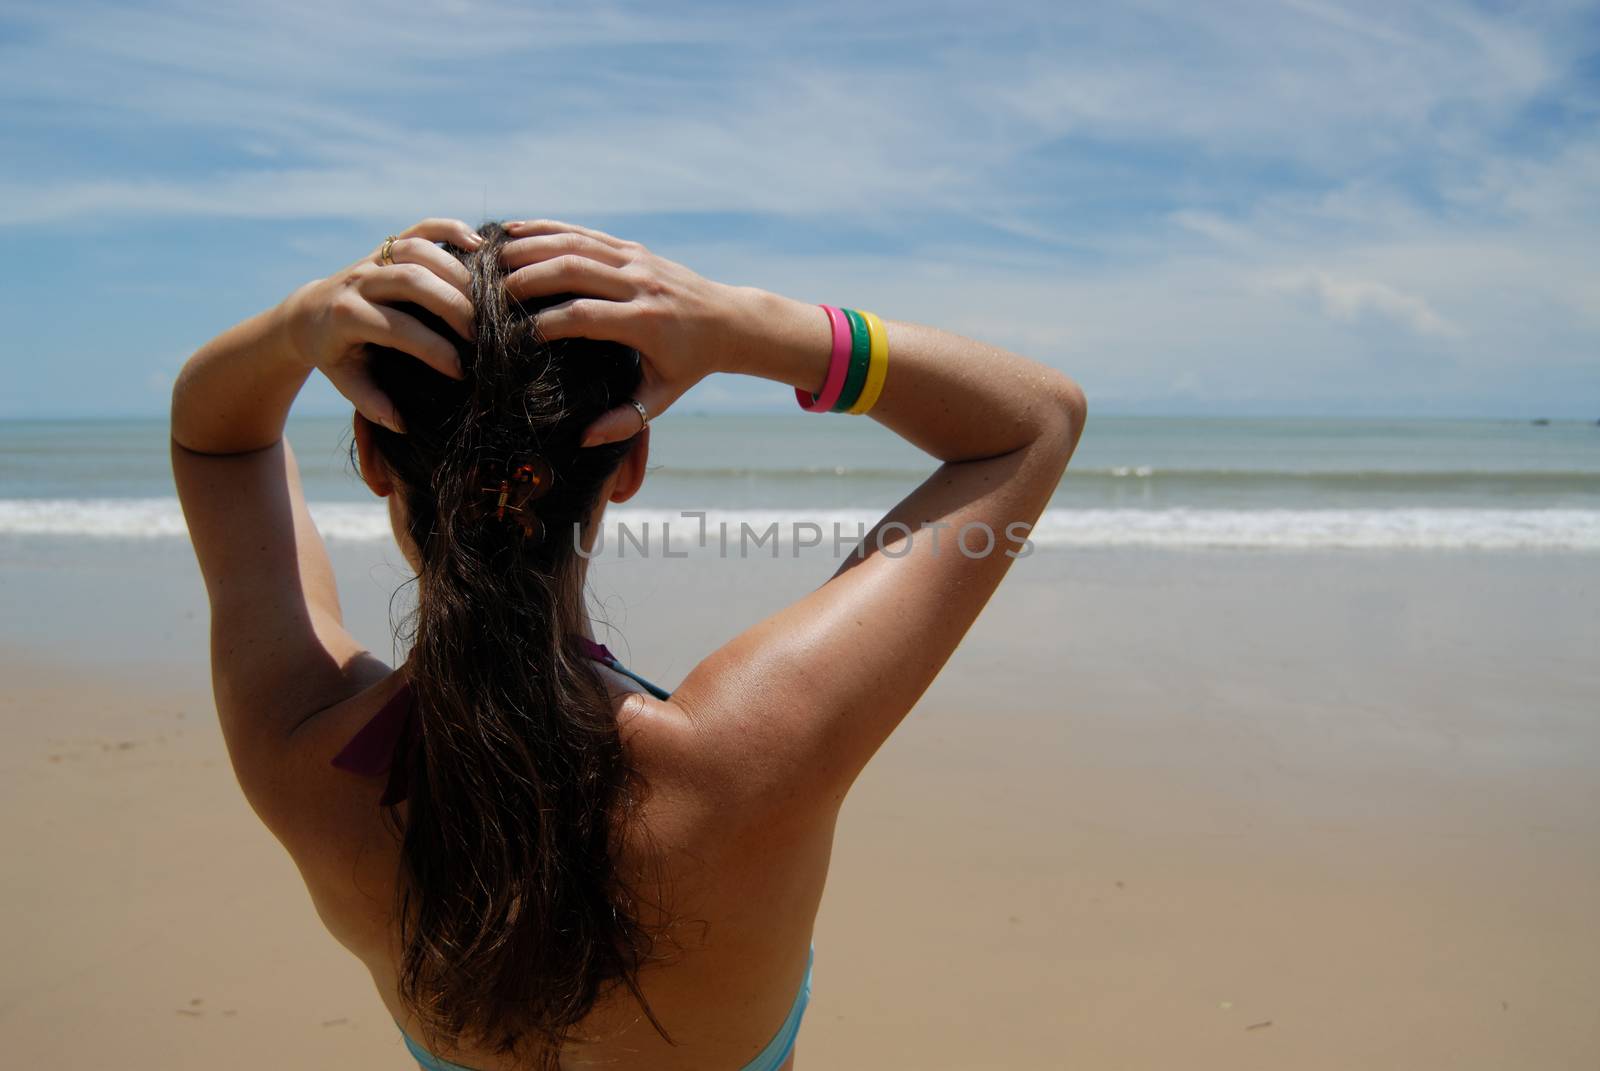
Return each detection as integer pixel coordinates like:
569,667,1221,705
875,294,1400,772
361,222,666,1065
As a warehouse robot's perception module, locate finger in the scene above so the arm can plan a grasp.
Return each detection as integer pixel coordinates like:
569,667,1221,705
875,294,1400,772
397,217,484,250
501,232,630,271
354,302,465,380
531,296,633,345
335,366,405,434
363,263,476,342
503,218,633,250
390,236,473,296
504,255,634,303
580,405,644,448
580,381,675,448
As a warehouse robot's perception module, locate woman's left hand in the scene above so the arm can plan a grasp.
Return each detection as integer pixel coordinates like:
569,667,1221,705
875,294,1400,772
498,219,742,446
282,217,483,432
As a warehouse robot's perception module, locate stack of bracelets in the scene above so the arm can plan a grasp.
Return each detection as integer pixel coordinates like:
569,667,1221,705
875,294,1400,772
794,305,889,415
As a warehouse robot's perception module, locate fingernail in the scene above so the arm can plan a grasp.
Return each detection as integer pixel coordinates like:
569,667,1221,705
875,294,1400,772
386,417,405,434
579,429,600,448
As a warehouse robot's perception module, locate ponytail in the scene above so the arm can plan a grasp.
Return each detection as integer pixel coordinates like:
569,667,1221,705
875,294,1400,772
361,223,667,1064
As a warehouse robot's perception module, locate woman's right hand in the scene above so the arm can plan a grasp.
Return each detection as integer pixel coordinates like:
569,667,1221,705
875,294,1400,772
500,219,745,446
283,217,482,433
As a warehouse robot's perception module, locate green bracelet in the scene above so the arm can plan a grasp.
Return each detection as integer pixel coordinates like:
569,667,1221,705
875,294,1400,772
832,307,873,412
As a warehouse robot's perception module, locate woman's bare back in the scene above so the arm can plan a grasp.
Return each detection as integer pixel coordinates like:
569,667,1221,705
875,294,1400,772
286,664,829,1070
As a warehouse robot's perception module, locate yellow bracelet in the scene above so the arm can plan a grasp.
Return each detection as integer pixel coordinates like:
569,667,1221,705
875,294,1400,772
848,309,889,414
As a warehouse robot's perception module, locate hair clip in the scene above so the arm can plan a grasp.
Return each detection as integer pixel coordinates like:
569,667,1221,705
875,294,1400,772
464,452,555,540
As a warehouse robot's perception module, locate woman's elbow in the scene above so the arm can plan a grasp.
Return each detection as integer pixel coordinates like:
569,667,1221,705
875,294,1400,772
1043,371,1087,452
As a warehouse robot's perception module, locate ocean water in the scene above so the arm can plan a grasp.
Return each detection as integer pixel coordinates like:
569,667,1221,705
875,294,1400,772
2,414,1599,551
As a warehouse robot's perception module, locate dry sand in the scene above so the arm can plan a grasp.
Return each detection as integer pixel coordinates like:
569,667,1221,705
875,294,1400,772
2,547,1597,1068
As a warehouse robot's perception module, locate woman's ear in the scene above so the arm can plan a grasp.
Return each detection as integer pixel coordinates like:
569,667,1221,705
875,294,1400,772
352,413,396,498
608,427,650,505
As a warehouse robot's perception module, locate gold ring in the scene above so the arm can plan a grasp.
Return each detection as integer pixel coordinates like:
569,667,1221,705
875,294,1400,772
629,399,649,431
379,235,397,265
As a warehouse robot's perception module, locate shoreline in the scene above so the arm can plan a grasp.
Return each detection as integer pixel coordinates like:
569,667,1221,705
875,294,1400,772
2,548,1597,1066
6,503,1600,552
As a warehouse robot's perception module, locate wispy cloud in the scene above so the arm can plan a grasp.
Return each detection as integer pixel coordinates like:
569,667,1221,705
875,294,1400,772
1266,270,1462,338
1,0,1596,416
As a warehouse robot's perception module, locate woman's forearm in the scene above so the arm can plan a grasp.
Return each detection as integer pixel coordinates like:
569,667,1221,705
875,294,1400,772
723,287,1085,462
171,291,315,456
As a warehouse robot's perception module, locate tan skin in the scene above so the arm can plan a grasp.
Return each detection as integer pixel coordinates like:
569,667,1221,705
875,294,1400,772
172,217,1086,1069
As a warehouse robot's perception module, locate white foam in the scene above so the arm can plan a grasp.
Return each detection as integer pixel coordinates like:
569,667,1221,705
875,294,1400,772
2,499,1598,551
0,498,392,541
1027,508,1600,550
595,507,1600,552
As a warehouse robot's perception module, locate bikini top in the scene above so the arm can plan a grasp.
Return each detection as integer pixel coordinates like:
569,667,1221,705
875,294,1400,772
330,636,670,806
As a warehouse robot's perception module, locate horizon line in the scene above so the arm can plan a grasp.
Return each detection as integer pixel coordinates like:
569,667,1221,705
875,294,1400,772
3,409,1598,426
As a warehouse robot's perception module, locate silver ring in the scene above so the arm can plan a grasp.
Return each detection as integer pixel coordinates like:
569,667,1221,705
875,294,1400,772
628,398,649,431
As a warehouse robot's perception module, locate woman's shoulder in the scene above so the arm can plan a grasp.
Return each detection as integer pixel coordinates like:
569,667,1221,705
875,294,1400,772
290,667,412,781
620,688,840,872
248,670,412,869
221,669,413,955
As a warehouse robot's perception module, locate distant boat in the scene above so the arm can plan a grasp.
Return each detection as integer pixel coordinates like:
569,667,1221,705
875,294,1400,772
1532,418,1552,426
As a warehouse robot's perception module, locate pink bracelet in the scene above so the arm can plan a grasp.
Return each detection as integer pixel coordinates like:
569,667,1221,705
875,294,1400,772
794,304,853,412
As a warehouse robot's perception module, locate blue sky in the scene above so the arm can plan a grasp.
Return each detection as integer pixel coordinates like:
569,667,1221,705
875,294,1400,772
1,0,1597,419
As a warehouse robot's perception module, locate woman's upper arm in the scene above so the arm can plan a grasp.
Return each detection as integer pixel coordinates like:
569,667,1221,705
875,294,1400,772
668,403,1082,828
172,437,388,750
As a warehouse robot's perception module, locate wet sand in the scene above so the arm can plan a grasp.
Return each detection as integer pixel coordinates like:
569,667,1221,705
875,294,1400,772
1,544,1597,1068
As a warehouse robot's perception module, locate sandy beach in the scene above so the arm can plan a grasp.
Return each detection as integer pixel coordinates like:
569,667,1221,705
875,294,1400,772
7,0,1599,1061
2,540,1597,1068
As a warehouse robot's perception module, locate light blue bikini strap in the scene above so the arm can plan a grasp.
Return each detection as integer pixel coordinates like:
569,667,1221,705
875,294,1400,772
398,945,814,1071
576,637,672,700
737,944,814,1071
400,1028,481,1071
605,657,672,701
